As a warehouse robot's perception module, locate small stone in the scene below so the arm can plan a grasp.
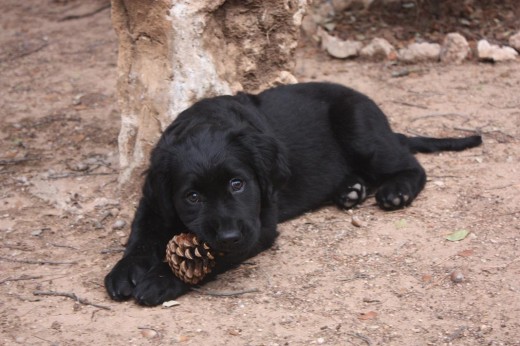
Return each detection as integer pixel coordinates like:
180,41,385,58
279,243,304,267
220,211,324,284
509,31,520,51
479,324,492,334
351,215,364,227
477,39,518,62
31,229,44,236
112,219,126,230
317,337,325,344
450,270,465,283
94,198,120,208
318,28,362,59
398,42,441,63
140,328,158,338
440,33,470,64
360,37,396,60
72,162,89,172
331,0,354,12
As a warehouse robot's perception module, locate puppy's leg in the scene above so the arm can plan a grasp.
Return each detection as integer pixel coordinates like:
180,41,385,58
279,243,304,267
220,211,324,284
329,90,426,210
333,175,368,209
373,162,426,210
104,198,189,305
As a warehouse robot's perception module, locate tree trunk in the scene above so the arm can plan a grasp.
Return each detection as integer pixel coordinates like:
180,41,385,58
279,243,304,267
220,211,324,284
111,0,309,191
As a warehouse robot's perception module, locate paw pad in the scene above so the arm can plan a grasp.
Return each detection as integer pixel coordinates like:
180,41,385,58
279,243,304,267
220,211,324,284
379,192,410,210
335,182,367,209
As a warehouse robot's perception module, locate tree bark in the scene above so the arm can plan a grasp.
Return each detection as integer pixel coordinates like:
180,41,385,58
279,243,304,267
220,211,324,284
111,0,309,191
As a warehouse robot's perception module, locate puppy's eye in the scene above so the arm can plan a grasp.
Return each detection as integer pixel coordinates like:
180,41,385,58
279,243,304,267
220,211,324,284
186,191,201,204
230,178,245,192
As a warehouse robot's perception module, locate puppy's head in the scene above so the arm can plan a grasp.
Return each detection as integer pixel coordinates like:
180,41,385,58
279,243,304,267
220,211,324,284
145,98,289,262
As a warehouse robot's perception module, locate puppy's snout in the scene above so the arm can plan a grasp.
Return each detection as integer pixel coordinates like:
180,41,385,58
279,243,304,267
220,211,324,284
217,229,243,249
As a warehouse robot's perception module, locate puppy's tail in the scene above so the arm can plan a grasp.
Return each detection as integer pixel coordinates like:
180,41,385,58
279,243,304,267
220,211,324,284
396,133,482,153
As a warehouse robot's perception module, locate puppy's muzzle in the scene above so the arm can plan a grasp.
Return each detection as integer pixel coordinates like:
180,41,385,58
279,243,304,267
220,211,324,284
216,229,243,251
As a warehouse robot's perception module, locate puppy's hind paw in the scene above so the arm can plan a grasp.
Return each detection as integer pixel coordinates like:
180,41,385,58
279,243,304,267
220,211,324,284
334,182,367,209
376,183,413,211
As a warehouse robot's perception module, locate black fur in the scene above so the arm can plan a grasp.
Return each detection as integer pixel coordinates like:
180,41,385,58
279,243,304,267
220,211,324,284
105,82,482,305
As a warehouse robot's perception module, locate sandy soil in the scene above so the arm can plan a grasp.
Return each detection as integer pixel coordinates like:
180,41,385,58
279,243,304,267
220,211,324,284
1,1,519,345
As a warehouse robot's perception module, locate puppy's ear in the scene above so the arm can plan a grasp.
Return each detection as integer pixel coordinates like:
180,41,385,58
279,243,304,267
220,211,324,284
141,144,178,222
237,133,290,197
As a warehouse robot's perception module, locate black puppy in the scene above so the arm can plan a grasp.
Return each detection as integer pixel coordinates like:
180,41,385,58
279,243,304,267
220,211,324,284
105,82,481,305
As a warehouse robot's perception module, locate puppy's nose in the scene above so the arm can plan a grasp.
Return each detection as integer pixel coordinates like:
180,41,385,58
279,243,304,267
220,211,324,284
217,229,242,248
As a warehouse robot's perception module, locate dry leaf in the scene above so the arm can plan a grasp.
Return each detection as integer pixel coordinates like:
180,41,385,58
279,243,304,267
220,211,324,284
358,311,378,320
457,249,474,257
421,274,433,283
162,300,180,308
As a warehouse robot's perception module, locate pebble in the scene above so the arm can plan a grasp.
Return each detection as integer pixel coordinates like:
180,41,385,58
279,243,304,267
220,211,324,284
140,328,157,338
351,215,364,227
112,219,126,230
450,270,465,283
31,229,44,236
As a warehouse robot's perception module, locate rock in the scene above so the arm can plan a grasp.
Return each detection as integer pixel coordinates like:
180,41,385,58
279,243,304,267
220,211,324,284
331,0,354,12
351,215,364,227
398,42,441,63
112,219,126,230
440,33,470,64
318,28,362,59
450,270,465,283
360,37,396,60
509,31,520,51
477,39,518,62
113,0,310,188
331,0,374,10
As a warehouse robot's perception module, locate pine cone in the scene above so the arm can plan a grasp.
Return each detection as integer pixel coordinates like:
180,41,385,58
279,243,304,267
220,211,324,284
165,233,216,285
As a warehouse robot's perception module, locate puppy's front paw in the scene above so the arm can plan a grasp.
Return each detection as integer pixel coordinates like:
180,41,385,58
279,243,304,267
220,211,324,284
334,182,367,209
104,255,156,301
133,262,190,306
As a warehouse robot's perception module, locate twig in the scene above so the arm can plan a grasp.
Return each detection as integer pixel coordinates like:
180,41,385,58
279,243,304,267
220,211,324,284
46,171,117,180
58,3,111,21
409,113,470,123
0,42,49,63
0,274,43,284
348,332,372,346
0,157,41,166
33,290,111,310
391,67,423,78
33,335,55,344
487,102,520,109
49,242,80,250
100,247,125,254
392,100,429,109
445,326,467,342
0,256,77,265
452,126,481,134
191,287,259,297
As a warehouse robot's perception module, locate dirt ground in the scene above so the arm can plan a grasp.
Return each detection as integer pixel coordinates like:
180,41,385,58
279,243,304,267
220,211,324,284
1,1,519,345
